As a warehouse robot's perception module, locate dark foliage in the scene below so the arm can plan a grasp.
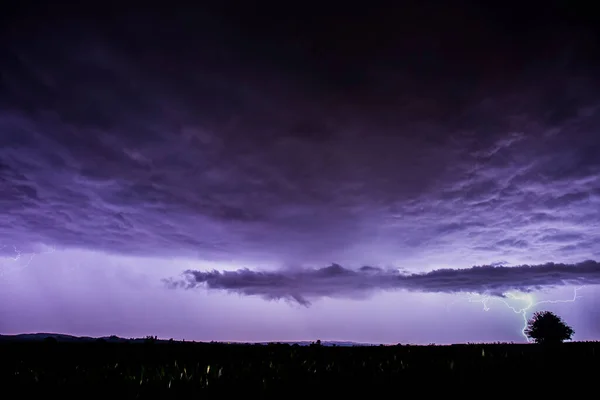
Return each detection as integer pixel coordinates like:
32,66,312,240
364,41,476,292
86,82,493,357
1,340,599,397
525,311,574,344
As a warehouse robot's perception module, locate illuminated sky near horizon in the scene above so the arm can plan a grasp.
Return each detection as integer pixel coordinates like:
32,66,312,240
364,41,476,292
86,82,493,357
1,4,600,344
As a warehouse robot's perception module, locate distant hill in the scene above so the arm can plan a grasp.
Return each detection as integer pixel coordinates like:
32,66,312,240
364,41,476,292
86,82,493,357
0,333,133,343
0,333,375,346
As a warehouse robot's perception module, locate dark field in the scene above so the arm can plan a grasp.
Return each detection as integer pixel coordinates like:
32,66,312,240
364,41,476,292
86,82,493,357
1,339,598,397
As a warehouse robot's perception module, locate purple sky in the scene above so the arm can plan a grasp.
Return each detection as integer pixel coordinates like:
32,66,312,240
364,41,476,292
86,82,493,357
1,4,600,344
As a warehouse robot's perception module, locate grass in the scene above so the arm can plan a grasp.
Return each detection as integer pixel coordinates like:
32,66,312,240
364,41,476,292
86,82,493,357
1,339,597,397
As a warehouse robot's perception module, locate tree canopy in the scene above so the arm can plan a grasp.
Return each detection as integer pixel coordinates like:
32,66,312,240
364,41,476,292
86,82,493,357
524,311,574,344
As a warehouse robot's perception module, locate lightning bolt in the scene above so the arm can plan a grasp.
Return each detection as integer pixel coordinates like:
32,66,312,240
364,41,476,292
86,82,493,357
464,286,583,342
0,244,56,278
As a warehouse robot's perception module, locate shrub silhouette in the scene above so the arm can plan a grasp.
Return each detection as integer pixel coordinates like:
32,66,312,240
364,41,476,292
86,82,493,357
524,311,574,344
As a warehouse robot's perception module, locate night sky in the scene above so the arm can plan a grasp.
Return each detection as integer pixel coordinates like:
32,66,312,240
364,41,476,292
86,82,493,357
2,3,600,344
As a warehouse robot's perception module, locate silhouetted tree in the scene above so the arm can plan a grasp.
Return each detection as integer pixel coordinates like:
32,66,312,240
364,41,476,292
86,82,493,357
144,335,157,344
525,311,574,344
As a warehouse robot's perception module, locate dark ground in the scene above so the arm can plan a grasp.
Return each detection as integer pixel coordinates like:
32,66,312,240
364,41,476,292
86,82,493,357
0,338,596,397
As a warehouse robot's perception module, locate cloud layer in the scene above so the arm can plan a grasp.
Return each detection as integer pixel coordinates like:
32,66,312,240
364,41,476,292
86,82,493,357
1,7,600,269
169,261,600,306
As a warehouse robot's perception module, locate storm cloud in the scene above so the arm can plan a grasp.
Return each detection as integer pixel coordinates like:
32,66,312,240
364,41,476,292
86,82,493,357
1,7,600,270
169,261,600,306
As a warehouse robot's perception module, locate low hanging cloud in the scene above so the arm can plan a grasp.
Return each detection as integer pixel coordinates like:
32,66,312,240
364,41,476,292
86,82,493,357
167,261,600,306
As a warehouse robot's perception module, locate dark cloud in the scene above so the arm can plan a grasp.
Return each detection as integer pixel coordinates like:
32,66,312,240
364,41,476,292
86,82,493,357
1,7,600,268
167,261,600,306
